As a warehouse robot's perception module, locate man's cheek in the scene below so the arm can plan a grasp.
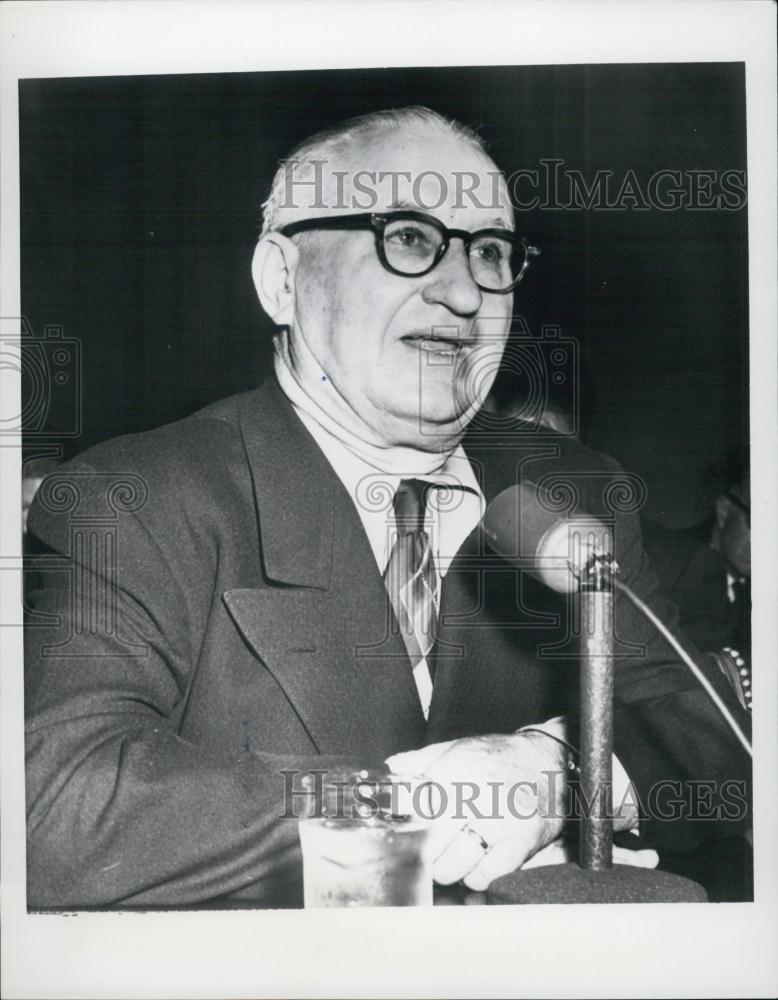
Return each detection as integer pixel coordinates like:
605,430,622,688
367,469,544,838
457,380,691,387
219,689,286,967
462,343,504,406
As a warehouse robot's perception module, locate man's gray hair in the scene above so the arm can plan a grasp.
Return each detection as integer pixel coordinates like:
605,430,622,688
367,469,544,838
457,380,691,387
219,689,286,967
260,106,489,237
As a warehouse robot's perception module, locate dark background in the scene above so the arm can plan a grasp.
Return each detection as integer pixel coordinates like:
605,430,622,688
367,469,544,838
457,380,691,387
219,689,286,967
20,63,748,527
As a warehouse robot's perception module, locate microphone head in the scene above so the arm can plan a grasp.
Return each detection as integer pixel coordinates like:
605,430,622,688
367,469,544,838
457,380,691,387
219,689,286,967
482,482,612,593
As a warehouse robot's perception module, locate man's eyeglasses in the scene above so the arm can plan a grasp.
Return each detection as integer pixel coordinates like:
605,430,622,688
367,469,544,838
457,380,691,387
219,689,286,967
279,211,540,294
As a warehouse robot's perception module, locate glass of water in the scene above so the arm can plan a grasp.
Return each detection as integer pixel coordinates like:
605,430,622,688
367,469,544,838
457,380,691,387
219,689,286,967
298,769,434,908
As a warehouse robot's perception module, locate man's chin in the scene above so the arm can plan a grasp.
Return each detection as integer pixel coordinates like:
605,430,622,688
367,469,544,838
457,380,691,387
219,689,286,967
381,405,481,452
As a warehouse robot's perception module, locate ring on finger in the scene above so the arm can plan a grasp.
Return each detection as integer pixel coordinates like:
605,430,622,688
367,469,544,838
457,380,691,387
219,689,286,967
462,824,490,853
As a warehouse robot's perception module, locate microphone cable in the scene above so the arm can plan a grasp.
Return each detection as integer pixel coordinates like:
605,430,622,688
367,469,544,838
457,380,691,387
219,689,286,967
614,577,753,758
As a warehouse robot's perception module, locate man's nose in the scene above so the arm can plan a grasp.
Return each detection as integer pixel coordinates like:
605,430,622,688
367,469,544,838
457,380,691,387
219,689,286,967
420,241,482,315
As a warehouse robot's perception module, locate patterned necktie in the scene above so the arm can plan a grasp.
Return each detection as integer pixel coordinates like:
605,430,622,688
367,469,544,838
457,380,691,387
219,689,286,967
383,478,439,668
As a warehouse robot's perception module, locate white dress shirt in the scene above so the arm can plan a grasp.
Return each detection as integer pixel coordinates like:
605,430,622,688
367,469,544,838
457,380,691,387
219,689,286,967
289,403,484,718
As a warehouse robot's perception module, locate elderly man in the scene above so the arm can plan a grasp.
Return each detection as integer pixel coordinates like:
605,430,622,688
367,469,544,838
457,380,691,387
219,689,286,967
25,107,750,908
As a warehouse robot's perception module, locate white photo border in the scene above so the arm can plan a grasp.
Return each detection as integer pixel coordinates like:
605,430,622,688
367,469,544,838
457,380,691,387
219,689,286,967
1,2,776,998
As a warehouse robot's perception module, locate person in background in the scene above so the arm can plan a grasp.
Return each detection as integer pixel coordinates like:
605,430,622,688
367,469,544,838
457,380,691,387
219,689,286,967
22,456,62,541
641,458,751,710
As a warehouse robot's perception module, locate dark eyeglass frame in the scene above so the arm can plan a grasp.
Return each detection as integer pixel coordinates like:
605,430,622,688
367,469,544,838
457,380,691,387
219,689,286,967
279,210,540,294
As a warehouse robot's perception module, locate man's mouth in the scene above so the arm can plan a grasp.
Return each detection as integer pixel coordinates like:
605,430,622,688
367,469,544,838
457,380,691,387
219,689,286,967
401,333,477,357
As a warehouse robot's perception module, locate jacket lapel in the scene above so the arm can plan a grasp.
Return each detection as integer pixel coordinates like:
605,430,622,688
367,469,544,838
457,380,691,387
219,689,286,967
425,439,576,743
223,380,426,758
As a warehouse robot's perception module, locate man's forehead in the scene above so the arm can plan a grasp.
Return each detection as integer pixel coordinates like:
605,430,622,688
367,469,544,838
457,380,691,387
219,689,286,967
291,124,512,222
336,123,493,168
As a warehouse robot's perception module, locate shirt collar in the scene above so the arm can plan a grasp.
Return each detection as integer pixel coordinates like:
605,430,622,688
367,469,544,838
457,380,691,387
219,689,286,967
287,399,485,575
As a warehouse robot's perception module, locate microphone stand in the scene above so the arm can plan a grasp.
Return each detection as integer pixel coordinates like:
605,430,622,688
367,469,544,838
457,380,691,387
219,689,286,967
488,548,709,904
579,551,615,872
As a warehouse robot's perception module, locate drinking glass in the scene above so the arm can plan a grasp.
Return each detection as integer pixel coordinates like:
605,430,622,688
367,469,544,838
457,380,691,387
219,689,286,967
298,769,434,908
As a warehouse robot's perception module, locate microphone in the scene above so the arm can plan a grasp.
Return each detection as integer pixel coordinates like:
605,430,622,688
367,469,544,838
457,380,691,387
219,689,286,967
482,481,614,593
482,481,752,756
481,481,748,904
484,481,619,873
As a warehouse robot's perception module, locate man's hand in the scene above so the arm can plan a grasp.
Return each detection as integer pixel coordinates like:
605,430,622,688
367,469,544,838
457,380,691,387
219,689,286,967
386,731,568,891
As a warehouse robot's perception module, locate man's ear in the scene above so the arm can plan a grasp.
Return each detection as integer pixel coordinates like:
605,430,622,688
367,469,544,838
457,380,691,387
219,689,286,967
714,494,731,530
251,233,299,327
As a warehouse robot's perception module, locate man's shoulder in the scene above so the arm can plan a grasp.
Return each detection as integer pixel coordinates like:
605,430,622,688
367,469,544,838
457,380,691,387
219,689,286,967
465,426,625,508
27,388,275,547
51,383,292,485
77,391,249,468
531,433,622,475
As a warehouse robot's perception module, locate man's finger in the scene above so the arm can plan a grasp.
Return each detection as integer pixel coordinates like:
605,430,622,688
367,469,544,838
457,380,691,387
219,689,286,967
520,838,573,870
432,826,490,885
462,835,535,892
612,845,659,869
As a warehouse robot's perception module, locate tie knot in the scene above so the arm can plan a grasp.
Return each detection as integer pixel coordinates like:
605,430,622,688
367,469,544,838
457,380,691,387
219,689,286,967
393,478,432,536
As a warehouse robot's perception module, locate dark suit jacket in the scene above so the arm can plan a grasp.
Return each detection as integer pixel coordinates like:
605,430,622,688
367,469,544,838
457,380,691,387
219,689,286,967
25,379,751,907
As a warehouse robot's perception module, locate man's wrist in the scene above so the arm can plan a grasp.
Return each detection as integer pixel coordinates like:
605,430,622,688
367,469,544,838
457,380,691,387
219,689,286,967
519,727,581,781
517,722,639,834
